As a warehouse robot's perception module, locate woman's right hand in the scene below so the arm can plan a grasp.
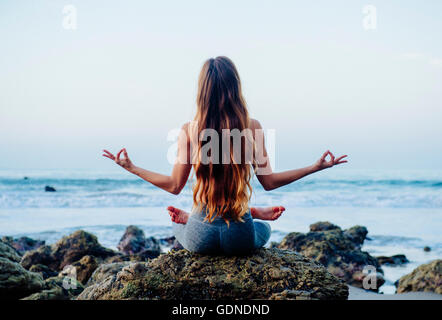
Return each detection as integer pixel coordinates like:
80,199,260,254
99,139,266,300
103,148,136,172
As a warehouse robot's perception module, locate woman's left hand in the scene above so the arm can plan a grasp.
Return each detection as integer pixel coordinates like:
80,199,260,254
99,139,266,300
313,150,347,171
103,148,135,172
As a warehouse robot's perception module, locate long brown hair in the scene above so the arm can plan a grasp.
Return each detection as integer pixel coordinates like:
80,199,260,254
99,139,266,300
192,56,253,223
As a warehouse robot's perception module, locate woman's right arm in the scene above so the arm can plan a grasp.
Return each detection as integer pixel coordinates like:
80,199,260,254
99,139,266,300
102,123,192,195
250,119,347,191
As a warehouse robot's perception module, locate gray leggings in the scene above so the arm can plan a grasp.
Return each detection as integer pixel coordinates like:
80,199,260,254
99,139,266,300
172,209,271,255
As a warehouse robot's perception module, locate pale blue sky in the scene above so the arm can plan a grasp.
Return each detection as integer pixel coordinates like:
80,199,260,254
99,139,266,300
1,0,441,172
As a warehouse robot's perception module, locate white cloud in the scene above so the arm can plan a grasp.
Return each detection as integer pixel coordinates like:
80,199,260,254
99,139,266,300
400,53,425,60
429,58,442,67
400,53,442,67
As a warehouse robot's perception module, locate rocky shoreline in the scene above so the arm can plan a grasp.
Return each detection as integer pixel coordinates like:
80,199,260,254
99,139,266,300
0,222,440,300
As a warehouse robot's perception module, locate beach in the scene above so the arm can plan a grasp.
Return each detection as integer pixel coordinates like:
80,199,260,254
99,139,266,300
348,286,442,300
0,169,441,297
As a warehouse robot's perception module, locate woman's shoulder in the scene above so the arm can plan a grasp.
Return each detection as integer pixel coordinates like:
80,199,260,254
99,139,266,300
249,118,263,130
181,121,197,142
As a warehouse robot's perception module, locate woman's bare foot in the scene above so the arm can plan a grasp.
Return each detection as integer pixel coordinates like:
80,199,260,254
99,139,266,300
250,206,285,221
167,206,189,224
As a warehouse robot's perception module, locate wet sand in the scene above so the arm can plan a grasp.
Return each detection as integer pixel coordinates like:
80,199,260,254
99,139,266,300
348,286,442,300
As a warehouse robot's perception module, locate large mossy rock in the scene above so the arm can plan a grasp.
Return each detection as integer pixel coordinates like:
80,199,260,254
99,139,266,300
51,230,115,270
278,221,384,290
21,276,84,300
0,240,22,263
77,248,348,300
0,258,45,299
0,241,45,299
396,260,441,294
21,245,57,270
21,230,116,272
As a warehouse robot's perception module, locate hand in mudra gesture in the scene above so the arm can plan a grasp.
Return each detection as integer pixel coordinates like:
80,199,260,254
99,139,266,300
103,148,135,172
313,150,347,171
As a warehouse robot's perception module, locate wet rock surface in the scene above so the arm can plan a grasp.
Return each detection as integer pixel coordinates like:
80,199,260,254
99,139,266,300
21,276,84,300
3,223,439,300
277,221,384,290
396,259,441,294
59,255,99,285
21,245,57,270
29,264,58,280
0,240,21,263
21,231,116,272
117,225,161,259
377,254,409,266
51,230,116,270
0,241,45,299
1,236,45,255
86,262,131,286
77,248,349,300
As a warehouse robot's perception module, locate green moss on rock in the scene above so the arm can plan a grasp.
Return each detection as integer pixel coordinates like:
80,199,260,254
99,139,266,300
396,259,441,294
77,248,348,300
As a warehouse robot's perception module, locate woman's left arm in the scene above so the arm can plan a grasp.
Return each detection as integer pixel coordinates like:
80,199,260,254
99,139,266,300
103,124,192,195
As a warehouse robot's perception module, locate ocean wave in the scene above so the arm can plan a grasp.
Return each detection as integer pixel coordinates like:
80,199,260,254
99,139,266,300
1,175,442,209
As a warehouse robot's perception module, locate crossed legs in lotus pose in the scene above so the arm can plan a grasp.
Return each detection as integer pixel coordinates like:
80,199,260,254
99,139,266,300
167,206,285,224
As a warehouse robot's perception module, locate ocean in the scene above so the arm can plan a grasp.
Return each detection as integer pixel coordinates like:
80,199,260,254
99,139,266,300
0,168,441,294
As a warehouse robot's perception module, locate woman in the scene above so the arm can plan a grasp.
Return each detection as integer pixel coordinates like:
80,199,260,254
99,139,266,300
103,56,347,255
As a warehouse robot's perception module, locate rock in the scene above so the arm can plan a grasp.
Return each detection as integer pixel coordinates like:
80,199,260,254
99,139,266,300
86,262,130,286
117,226,161,258
309,221,341,232
171,240,184,251
160,236,184,251
344,226,368,247
269,289,314,300
377,254,409,266
0,257,45,299
51,230,116,270
59,255,98,284
278,222,384,290
0,240,21,263
105,252,163,264
77,248,348,300
29,264,58,279
21,245,57,270
145,236,161,252
22,276,84,300
159,236,176,246
104,251,159,263
117,226,145,254
116,226,161,260
396,260,441,294
21,231,116,272
21,286,65,300
130,250,161,261
269,241,279,249
424,246,431,252
1,240,45,299
103,254,128,264
45,185,56,192
1,236,45,254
